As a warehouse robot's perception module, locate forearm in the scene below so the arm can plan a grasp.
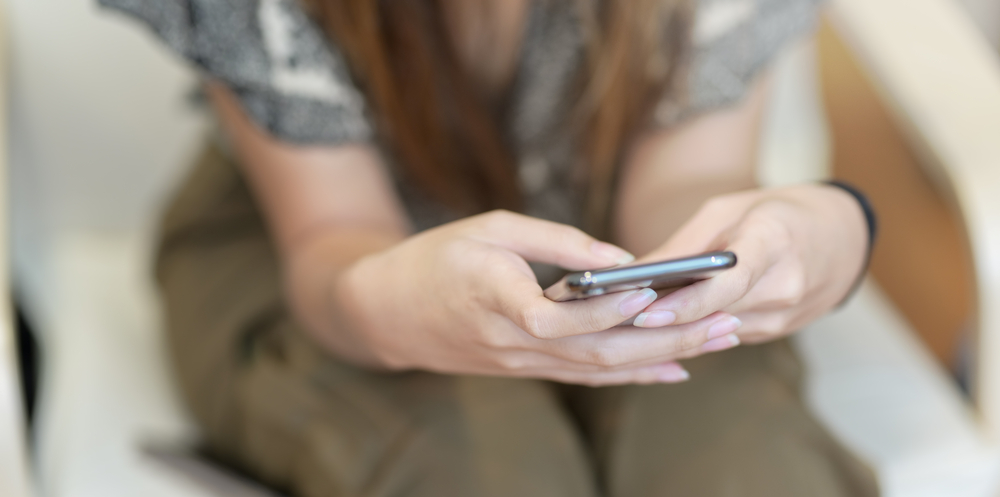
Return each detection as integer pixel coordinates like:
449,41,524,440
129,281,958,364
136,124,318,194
613,164,755,257
283,228,402,367
205,81,412,365
611,76,770,256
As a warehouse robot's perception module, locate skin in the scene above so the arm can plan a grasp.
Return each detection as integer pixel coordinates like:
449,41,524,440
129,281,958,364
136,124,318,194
203,2,867,387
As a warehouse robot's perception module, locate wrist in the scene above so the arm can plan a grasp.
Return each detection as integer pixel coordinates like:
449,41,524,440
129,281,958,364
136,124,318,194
820,180,878,305
284,233,398,369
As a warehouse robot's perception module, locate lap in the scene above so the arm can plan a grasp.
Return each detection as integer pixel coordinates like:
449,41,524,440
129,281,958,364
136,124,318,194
236,322,597,497
565,342,879,497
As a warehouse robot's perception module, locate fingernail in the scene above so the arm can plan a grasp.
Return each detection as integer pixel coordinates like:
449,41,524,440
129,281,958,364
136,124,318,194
707,316,742,340
633,311,677,328
655,363,691,383
619,288,657,316
591,241,635,266
700,334,741,353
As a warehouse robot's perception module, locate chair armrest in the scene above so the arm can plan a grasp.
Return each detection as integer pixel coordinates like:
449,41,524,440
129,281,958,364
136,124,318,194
0,2,35,495
829,0,1000,436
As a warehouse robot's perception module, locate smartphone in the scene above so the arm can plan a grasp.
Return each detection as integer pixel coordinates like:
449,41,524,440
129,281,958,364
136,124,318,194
543,251,737,302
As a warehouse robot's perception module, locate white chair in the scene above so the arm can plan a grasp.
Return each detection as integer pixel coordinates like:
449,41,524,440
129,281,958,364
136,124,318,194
5,0,1000,495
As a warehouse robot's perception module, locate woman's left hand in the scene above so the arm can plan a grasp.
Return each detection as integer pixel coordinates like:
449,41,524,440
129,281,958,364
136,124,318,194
630,184,869,347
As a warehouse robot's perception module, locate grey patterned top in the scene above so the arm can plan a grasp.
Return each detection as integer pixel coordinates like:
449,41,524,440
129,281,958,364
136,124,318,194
101,0,823,236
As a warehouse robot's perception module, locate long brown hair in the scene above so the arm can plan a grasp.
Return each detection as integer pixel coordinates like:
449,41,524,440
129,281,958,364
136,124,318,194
302,0,691,233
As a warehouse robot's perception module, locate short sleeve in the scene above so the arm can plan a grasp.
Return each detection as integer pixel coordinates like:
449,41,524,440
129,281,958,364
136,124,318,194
657,0,825,124
100,0,373,145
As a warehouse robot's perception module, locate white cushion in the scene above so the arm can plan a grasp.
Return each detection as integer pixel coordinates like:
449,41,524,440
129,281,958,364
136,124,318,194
796,282,1000,496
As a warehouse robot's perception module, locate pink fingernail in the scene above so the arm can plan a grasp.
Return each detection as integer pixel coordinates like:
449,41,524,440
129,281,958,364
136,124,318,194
619,288,657,316
707,316,742,340
655,363,691,383
700,334,741,353
633,311,677,328
591,241,635,266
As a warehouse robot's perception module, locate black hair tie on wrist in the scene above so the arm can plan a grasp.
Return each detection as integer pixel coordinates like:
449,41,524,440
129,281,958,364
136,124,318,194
823,180,878,306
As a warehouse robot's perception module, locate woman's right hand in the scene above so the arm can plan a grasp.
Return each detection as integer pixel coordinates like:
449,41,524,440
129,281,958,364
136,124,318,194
329,210,739,386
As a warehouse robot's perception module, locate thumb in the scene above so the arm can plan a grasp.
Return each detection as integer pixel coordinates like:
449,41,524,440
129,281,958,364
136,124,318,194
469,210,634,270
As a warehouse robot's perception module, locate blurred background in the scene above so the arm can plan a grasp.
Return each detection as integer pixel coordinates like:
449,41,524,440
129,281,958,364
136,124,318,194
3,0,1000,496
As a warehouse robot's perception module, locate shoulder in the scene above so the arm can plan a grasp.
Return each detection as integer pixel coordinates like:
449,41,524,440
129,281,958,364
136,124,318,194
661,0,825,123
100,0,373,145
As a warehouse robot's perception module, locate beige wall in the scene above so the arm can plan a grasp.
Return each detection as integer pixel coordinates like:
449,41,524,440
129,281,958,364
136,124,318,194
956,0,1000,47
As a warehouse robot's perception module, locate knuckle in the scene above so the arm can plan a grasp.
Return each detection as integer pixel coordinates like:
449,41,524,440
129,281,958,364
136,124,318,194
676,346,703,360
734,268,756,297
577,307,610,334
556,226,592,249
565,227,593,246
701,195,732,213
514,306,550,339
746,206,795,247
751,315,790,338
770,294,800,310
480,209,517,231
678,328,708,351
494,353,528,372
772,315,794,334
669,293,700,320
585,346,622,368
485,208,512,220
477,326,512,349
438,238,463,259
440,239,482,268
479,249,518,273
548,225,593,267
550,222,585,239
776,272,807,308
701,191,752,215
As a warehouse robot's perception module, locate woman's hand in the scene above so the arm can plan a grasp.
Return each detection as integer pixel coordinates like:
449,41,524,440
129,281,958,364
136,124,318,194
329,210,741,386
631,184,868,345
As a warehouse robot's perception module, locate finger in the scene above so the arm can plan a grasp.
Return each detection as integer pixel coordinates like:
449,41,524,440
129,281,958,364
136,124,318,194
637,230,772,326
488,312,740,375
521,362,691,386
468,210,633,269
720,256,806,315
483,348,662,375
418,348,688,384
493,279,660,339
536,312,740,368
591,324,739,368
732,309,819,344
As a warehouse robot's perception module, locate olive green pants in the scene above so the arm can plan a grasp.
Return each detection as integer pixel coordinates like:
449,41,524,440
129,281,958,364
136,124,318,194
154,144,879,497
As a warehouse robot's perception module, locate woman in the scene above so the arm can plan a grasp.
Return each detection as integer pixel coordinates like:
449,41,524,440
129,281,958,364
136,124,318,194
104,0,878,495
